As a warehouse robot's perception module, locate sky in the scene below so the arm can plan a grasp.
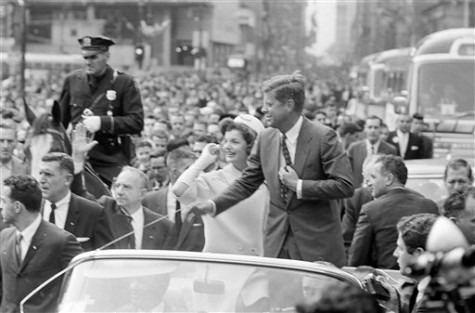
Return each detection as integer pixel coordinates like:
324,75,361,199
307,0,337,56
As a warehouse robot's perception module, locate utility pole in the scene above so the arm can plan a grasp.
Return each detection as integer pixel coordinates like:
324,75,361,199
18,0,26,99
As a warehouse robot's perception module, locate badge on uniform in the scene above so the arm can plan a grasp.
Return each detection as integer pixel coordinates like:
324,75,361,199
106,90,116,116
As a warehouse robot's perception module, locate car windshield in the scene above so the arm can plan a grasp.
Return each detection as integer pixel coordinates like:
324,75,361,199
406,177,447,203
416,61,475,119
52,258,347,313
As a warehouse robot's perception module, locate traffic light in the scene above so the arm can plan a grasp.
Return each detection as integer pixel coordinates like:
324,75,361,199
135,44,144,69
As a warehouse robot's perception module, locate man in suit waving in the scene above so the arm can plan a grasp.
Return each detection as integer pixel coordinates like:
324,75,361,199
347,115,397,188
189,73,354,266
39,152,114,251
0,175,83,313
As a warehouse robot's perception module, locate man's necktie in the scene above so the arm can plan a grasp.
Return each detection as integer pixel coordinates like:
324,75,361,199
281,133,292,202
49,203,57,224
175,201,183,232
371,145,375,155
15,233,23,265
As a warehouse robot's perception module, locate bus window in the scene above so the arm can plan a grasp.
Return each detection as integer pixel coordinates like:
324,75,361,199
417,62,475,118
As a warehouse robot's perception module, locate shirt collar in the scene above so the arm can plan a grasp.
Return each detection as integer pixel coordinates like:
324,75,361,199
44,190,71,208
19,214,42,245
397,129,408,137
284,115,303,145
366,139,381,149
130,206,144,222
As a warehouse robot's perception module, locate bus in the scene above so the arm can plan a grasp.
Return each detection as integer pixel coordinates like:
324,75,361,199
406,28,475,159
350,48,411,123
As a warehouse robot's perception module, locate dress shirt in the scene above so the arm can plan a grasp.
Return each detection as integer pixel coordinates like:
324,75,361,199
130,206,144,249
18,214,42,261
281,116,304,199
166,183,178,223
366,139,381,156
43,191,71,229
397,129,409,158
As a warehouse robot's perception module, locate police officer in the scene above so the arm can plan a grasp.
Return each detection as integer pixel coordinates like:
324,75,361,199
59,35,144,186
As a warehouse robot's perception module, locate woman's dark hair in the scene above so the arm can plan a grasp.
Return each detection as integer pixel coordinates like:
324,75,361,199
219,118,257,155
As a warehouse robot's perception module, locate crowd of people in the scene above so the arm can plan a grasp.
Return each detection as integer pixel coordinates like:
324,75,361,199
1,35,474,313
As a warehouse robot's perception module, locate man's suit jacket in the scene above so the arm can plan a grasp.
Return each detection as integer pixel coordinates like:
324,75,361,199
99,196,174,250
341,186,373,256
41,194,114,251
421,134,433,159
213,117,354,266
348,188,439,269
347,140,398,187
387,131,425,160
0,220,83,313
142,188,205,252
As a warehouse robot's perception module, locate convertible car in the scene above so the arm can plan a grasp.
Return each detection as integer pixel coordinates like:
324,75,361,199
21,250,403,313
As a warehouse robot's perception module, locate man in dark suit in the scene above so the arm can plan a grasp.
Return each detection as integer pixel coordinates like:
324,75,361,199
38,152,114,251
99,167,174,250
387,114,424,160
0,175,83,313
348,155,439,269
59,35,144,186
411,113,433,159
347,115,398,187
190,73,354,266
142,147,204,252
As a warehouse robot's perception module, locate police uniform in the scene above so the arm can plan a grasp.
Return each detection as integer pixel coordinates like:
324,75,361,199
59,36,144,186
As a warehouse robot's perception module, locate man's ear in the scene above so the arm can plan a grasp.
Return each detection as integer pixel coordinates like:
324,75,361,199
385,173,395,185
64,173,74,186
413,247,425,257
286,99,296,111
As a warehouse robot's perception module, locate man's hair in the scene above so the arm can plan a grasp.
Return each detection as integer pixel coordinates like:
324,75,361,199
366,115,383,126
41,152,75,175
443,186,475,219
156,119,172,131
167,138,190,152
339,122,361,137
296,281,382,313
262,72,306,112
0,122,17,136
3,175,42,212
152,129,169,141
166,146,196,168
397,213,437,254
136,140,153,150
376,154,408,185
412,113,424,121
119,166,150,189
444,158,473,182
315,111,327,117
194,134,218,144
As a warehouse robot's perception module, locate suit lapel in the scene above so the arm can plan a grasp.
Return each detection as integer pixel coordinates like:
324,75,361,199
264,130,282,194
20,221,47,271
142,209,157,248
64,195,79,234
294,119,312,176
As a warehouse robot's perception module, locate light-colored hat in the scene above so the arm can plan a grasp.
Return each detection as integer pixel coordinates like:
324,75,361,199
234,114,265,135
